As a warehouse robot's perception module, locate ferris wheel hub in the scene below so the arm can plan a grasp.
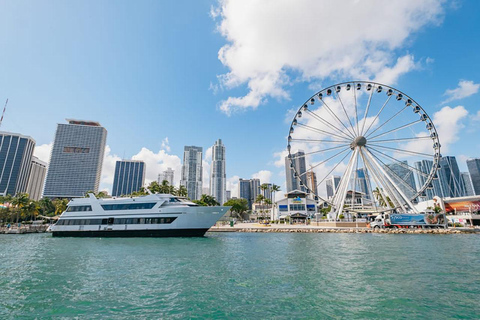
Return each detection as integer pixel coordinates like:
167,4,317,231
351,136,367,149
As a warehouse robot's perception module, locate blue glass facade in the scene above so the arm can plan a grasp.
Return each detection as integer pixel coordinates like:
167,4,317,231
0,132,35,196
111,161,145,196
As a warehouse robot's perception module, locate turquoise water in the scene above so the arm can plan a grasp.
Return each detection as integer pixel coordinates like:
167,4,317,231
0,233,479,319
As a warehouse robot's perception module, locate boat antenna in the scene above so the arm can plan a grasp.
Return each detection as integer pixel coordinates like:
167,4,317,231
0,99,8,128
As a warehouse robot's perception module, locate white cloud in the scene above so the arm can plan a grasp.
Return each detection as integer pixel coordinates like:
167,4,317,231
472,110,480,122
213,0,445,114
226,175,240,198
161,137,171,152
131,148,182,186
442,80,480,104
100,146,122,193
433,105,468,153
33,143,52,163
251,170,272,183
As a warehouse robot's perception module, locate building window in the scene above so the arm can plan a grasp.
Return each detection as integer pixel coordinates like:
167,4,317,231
279,205,288,212
63,147,90,153
289,204,305,211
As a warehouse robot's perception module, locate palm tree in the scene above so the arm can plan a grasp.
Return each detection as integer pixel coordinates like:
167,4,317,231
11,193,29,223
158,180,170,194
177,185,188,197
199,194,220,206
271,184,281,220
53,198,69,216
148,181,162,194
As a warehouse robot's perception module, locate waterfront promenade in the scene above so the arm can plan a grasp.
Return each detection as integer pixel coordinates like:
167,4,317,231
209,222,480,234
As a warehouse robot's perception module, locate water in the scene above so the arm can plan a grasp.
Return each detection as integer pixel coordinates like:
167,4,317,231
0,232,479,319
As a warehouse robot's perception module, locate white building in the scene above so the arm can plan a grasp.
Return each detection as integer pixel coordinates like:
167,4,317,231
180,146,203,200
26,156,47,201
210,139,226,205
274,190,317,221
158,167,175,186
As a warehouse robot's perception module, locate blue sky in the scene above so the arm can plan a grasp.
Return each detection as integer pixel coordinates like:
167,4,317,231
1,0,479,196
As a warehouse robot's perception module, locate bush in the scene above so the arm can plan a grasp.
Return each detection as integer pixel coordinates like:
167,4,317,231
339,214,345,219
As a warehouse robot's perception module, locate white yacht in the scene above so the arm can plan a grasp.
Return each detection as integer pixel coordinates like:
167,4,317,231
48,194,230,237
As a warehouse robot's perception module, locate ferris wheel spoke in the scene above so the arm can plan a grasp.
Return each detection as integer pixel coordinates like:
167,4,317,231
320,99,356,138
365,105,409,139
297,147,351,179
367,143,433,158
332,148,359,216
360,86,375,136
353,85,360,137
289,144,351,160
367,119,423,141
304,109,354,140
368,136,431,144
362,94,392,137
349,147,360,211
366,146,430,178
368,148,418,194
290,138,350,144
296,123,353,141
335,91,357,136
315,151,351,190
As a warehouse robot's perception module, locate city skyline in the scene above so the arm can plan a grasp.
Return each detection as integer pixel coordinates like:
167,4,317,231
1,1,479,200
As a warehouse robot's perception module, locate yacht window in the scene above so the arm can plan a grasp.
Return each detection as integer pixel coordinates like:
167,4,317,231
101,203,156,211
66,205,92,212
169,198,181,203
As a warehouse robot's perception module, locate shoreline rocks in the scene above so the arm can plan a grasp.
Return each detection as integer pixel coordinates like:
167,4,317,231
209,227,479,234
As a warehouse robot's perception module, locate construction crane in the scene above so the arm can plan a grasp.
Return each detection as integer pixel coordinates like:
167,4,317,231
0,99,7,128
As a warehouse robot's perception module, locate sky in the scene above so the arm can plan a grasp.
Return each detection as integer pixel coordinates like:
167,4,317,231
0,0,479,199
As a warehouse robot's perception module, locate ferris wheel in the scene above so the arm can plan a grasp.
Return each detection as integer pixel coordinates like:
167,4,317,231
287,81,441,217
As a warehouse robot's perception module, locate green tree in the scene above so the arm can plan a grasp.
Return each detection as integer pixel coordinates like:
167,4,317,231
223,198,248,219
271,184,280,219
199,194,220,206
130,187,149,197
39,198,55,216
148,181,162,194
177,185,188,197
11,193,29,223
53,198,69,215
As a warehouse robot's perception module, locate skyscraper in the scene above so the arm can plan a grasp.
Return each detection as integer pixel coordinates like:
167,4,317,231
413,160,443,200
158,167,175,186
466,158,480,195
438,156,466,198
226,190,231,201
180,146,203,200
239,178,251,208
43,119,107,198
326,176,340,199
306,171,318,199
210,139,226,205
26,156,47,201
461,172,475,197
0,132,35,196
356,168,373,199
112,160,145,196
385,161,416,200
250,178,261,204
285,150,307,192
262,183,273,202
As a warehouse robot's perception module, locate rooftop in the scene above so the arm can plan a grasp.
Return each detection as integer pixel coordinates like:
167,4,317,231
65,119,102,127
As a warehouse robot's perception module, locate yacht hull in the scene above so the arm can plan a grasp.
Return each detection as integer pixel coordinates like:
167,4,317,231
52,228,210,238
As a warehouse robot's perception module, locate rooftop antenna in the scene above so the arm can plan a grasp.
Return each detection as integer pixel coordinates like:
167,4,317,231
0,99,8,128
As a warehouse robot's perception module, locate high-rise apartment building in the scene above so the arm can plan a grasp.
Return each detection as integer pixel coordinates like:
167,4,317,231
180,146,203,200
111,160,145,197
0,132,35,196
385,161,417,200
285,151,307,192
238,178,262,209
262,183,273,202
158,167,175,186
43,119,107,198
438,156,466,198
461,172,475,197
210,139,226,205
306,171,318,199
226,190,231,201
326,176,340,199
413,160,443,200
26,156,47,201
356,168,373,199
239,178,251,208
466,158,480,195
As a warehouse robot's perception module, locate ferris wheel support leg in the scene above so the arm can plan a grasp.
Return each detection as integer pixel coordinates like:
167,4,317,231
334,148,359,219
363,148,418,213
359,148,396,212
362,149,408,212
